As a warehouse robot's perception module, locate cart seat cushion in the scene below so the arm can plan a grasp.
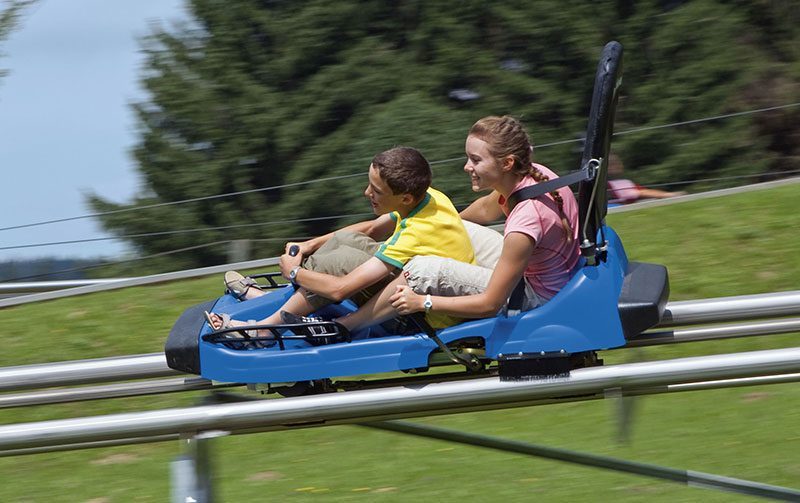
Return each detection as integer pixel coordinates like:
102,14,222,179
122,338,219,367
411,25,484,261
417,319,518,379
463,220,503,269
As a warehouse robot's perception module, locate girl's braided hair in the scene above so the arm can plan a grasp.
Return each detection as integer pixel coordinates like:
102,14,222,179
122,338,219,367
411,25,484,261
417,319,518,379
469,115,573,242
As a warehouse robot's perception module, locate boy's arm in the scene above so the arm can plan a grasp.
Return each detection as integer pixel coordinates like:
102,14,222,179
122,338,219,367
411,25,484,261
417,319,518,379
288,213,396,255
459,191,504,225
290,256,394,302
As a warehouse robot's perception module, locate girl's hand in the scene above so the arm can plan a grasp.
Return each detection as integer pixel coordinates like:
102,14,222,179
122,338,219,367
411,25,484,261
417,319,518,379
389,285,425,314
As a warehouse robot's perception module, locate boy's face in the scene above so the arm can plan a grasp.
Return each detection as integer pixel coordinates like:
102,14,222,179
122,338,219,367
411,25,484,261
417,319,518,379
364,164,408,215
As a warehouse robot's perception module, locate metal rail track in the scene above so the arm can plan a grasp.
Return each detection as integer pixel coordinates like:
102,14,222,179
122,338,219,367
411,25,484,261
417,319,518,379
1,290,797,396
1,346,799,454
0,286,797,501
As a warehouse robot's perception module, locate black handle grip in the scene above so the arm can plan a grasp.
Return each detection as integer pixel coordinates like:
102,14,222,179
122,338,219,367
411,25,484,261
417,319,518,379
288,245,300,256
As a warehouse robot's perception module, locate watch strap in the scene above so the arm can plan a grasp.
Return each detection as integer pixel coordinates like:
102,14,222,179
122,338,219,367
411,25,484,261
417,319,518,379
289,266,301,285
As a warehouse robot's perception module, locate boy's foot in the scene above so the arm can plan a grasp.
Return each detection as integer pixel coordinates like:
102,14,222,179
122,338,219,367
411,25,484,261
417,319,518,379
280,311,350,343
224,271,264,300
280,311,331,335
203,311,274,349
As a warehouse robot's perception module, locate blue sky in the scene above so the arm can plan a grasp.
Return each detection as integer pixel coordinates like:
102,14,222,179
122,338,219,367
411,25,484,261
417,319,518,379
0,0,187,261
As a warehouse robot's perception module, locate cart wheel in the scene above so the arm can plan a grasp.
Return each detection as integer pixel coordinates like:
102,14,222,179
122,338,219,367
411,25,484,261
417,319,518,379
275,379,333,397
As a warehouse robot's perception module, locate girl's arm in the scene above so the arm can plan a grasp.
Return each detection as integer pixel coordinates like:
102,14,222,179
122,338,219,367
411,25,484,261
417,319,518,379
390,232,534,318
459,191,505,225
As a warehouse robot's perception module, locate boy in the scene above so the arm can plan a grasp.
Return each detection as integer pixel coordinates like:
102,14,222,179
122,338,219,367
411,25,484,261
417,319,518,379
208,146,475,335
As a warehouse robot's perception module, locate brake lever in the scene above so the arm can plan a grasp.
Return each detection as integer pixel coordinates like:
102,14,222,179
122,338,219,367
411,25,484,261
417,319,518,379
288,244,301,289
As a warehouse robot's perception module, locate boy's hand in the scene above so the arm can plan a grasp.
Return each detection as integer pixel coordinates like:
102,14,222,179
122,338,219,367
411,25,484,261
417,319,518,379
285,241,313,256
279,251,303,279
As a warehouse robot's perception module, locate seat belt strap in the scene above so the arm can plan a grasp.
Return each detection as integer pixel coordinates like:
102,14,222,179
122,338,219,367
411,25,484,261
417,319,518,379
506,160,599,212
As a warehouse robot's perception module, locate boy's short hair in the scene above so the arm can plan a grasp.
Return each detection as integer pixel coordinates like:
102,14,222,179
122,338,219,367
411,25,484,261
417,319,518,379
371,146,432,200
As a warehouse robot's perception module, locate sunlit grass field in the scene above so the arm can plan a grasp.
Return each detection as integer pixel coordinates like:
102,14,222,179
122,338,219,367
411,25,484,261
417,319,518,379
0,183,798,501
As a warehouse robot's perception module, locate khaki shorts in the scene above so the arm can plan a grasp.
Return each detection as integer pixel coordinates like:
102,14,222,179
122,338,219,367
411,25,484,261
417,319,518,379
403,256,542,315
302,230,394,310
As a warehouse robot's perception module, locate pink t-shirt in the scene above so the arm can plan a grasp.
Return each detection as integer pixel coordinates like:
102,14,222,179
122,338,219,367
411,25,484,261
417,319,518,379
498,164,580,301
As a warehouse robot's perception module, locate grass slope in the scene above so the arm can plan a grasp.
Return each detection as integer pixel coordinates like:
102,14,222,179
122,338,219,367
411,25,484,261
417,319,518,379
0,183,798,502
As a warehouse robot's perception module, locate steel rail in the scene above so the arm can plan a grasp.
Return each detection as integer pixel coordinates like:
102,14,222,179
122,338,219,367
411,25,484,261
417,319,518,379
1,318,796,395
0,291,798,394
634,372,800,394
0,291,795,396
0,353,177,392
622,317,800,347
1,350,798,412
3,363,798,412
4,372,799,457
0,347,798,453
0,377,238,409
661,290,800,326
0,257,280,309
0,279,133,294
0,435,180,458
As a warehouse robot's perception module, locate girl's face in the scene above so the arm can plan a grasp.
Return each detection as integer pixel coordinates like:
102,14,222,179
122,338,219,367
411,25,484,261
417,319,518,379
464,135,503,192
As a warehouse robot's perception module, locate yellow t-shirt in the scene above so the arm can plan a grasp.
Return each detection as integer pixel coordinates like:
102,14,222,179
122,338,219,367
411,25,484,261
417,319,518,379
375,187,475,329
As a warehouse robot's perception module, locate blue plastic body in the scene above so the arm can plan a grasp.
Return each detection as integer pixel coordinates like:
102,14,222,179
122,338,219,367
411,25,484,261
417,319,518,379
198,226,629,383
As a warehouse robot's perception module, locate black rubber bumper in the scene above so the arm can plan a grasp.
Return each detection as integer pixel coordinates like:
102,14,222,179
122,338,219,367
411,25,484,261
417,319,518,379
164,300,215,375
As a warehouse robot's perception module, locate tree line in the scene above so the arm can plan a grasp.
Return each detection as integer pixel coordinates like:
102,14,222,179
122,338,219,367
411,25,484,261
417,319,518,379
84,0,799,274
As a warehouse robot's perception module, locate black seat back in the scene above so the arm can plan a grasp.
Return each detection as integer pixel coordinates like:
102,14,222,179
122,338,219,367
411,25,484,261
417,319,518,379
577,41,623,264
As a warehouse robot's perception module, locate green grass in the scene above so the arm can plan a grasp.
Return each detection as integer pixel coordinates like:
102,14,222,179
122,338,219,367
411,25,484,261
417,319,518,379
0,184,798,501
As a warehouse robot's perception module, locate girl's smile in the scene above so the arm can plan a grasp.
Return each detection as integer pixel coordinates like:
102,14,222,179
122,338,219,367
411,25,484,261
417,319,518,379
464,135,501,192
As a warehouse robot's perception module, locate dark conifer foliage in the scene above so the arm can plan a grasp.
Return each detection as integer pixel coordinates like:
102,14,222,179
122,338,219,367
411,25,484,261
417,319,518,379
87,0,800,271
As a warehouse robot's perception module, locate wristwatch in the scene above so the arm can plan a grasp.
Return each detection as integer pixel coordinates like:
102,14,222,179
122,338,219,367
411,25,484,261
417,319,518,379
289,266,301,285
423,294,433,312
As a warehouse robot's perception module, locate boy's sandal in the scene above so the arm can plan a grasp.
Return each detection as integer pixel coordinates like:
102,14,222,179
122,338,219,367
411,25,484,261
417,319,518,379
279,310,350,345
204,311,274,349
224,271,263,300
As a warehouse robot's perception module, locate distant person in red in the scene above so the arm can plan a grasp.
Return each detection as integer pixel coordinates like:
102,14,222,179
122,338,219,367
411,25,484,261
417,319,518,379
607,152,686,205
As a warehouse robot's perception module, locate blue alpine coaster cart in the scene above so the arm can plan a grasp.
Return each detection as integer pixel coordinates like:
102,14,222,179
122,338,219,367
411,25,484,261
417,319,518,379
165,41,670,393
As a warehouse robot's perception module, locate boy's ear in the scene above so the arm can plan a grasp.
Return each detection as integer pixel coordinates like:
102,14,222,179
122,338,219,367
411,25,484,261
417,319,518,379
400,193,416,206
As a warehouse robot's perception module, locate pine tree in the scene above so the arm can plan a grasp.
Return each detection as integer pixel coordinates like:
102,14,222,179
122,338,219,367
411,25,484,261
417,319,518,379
0,1,37,81
88,0,800,272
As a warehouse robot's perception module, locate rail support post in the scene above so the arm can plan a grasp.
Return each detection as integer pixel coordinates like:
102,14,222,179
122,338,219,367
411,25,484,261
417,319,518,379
228,239,251,263
171,431,225,503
